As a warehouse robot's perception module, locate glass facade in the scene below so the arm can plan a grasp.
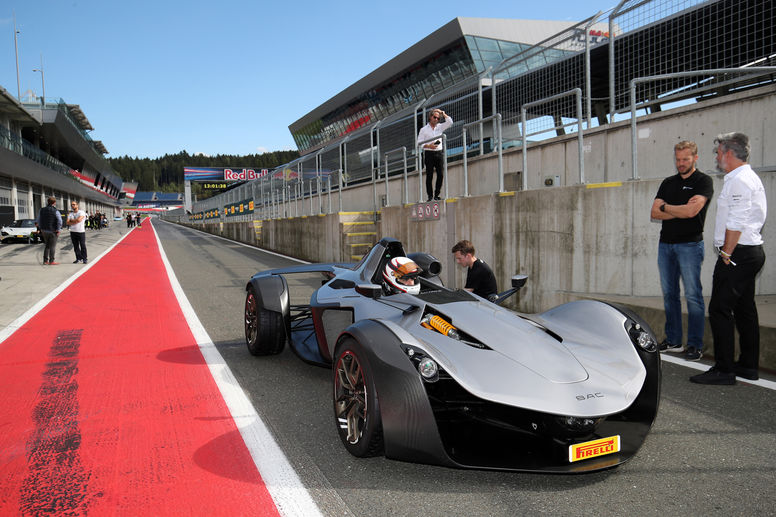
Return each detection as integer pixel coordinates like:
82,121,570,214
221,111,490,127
291,39,479,153
290,33,567,154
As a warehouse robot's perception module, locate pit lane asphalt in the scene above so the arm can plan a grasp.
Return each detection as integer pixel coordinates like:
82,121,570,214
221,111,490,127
4,219,775,516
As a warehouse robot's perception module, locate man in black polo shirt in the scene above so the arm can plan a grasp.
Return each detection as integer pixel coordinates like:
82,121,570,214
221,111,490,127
451,240,497,299
650,141,713,361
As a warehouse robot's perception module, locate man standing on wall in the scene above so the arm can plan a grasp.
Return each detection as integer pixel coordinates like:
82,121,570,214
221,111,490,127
451,240,498,299
38,196,62,265
66,200,88,264
650,141,713,361
418,108,453,201
691,132,767,385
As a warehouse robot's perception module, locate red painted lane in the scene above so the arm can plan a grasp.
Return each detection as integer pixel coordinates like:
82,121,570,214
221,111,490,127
0,221,280,516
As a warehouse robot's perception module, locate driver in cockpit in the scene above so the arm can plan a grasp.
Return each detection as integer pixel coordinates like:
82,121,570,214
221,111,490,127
383,257,422,295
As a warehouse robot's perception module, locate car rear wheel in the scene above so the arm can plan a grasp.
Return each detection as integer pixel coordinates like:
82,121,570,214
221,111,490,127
333,338,384,457
244,286,285,355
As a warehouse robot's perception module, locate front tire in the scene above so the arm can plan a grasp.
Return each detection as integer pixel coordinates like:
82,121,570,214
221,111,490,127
244,285,285,355
333,338,384,457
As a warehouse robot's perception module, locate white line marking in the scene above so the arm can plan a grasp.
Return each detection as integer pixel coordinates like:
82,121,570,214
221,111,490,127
0,229,135,346
151,221,323,517
660,353,776,389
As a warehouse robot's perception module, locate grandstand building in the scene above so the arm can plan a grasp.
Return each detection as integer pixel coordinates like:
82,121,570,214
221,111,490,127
130,192,184,212
289,17,609,154
0,87,130,225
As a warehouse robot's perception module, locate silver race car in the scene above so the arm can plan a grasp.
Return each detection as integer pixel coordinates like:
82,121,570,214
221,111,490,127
244,238,660,473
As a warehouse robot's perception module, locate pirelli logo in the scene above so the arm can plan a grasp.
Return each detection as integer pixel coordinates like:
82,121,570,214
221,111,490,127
569,435,620,463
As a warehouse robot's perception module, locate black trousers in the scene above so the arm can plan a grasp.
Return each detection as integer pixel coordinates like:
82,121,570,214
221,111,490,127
424,150,444,199
708,244,765,372
42,231,58,263
70,231,87,261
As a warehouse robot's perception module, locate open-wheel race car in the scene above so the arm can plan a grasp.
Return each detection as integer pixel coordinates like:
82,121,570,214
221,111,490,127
244,237,660,473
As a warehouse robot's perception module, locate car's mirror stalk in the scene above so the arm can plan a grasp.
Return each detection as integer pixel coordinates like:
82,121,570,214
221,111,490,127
491,275,528,305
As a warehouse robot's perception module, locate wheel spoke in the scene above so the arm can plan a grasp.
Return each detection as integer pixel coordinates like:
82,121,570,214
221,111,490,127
245,293,257,343
335,351,368,444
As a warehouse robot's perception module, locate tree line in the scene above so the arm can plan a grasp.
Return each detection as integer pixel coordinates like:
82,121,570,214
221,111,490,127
108,150,299,199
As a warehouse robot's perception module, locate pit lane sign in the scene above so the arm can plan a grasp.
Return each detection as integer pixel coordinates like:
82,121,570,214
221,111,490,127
410,201,440,221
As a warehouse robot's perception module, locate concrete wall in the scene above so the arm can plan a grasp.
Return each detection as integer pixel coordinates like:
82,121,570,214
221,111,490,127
380,172,774,312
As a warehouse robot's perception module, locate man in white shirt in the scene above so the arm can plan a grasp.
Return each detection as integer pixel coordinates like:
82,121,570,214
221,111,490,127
417,108,453,201
66,201,88,264
691,132,767,385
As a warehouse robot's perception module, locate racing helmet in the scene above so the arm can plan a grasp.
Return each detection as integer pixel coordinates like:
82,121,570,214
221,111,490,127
383,257,422,295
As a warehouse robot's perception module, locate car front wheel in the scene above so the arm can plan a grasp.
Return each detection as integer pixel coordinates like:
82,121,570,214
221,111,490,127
333,338,384,457
244,285,285,356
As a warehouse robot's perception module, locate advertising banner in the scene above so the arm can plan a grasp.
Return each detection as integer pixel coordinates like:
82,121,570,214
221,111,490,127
224,198,254,217
184,167,269,182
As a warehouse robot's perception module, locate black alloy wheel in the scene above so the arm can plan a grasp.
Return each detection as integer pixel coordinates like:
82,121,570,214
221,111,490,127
333,338,383,457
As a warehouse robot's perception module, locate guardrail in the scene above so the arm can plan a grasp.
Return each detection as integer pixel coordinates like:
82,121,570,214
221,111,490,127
462,113,503,196
629,67,776,179
522,88,584,189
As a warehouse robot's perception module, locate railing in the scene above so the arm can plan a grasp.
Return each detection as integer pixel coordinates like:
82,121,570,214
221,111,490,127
0,124,73,177
629,68,776,179
522,88,584,189
383,146,408,206
462,114,503,196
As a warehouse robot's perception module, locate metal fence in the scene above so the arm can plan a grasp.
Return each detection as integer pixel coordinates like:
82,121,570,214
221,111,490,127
184,0,775,222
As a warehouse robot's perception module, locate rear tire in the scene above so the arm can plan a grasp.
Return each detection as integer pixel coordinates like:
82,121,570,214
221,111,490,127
333,338,384,457
245,286,285,355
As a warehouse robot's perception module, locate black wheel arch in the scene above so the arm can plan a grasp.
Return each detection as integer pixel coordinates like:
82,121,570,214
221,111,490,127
247,274,291,340
336,319,456,467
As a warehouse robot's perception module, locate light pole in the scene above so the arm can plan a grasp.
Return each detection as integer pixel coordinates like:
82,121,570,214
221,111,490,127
32,55,45,106
13,12,21,100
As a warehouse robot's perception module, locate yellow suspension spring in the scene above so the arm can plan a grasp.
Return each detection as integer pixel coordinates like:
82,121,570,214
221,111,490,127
421,315,460,339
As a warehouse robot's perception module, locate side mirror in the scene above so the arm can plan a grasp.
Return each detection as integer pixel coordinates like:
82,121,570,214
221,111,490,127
490,275,528,305
511,275,528,290
355,283,382,299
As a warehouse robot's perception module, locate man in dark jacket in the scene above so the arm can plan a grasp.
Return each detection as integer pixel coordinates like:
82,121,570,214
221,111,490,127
451,240,498,299
38,196,62,265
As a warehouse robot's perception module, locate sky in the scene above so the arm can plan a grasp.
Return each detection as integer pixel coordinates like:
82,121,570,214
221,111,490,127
1,0,610,159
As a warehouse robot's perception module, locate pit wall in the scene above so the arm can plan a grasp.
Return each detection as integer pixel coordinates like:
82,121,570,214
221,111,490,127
186,169,774,312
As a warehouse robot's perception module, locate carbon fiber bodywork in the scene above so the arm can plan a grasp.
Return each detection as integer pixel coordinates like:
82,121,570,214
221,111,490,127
245,238,661,472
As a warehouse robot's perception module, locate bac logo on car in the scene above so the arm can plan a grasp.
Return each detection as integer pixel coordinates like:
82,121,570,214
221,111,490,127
569,435,620,463
576,392,604,401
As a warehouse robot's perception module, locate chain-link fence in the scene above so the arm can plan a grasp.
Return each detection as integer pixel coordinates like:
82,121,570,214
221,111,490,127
610,0,776,116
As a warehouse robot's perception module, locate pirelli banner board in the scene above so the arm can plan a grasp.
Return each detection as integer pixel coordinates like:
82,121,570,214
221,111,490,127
184,167,269,182
204,208,220,220
224,198,254,217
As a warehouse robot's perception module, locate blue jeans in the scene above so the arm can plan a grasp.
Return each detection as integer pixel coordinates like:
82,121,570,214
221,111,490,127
658,241,705,349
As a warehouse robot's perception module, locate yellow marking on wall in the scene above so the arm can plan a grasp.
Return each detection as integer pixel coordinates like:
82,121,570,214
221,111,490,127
586,181,623,189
